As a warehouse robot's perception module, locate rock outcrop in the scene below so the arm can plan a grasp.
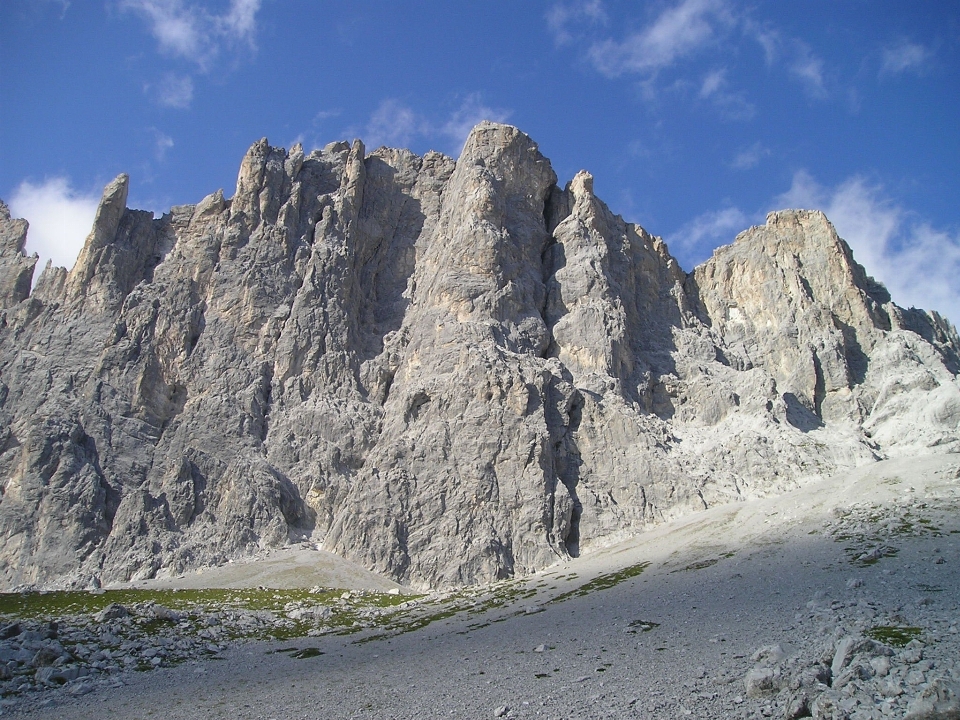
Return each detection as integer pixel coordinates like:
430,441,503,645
1,122,958,590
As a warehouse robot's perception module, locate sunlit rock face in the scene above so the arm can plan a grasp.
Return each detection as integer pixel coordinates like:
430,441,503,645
0,122,957,591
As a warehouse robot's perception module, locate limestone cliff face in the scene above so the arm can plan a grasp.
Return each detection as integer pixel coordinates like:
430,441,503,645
0,123,958,590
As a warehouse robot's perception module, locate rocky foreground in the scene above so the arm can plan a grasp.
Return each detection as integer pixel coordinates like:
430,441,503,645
2,122,959,592
1,454,957,719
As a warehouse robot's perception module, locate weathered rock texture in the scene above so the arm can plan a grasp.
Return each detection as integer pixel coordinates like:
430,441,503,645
1,123,958,590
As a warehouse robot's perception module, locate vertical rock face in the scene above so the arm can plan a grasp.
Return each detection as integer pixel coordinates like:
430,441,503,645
0,122,958,590
0,201,37,309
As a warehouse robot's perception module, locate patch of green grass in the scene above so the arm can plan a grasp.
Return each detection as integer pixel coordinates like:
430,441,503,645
0,587,418,645
549,561,650,604
865,626,922,648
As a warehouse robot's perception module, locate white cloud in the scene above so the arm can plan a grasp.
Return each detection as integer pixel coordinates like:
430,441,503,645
364,100,426,150
669,170,960,324
788,41,826,97
219,0,259,39
699,68,724,97
38,0,71,19
698,67,754,119
745,21,779,65
8,178,99,275
546,0,607,47
588,0,730,77
287,109,343,152
121,0,261,69
155,72,193,108
440,94,512,152
731,141,769,170
881,40,931,76
362,96,512,155
668,206,751,266
150,129,175,161
775,171,960,324
570,2,823,107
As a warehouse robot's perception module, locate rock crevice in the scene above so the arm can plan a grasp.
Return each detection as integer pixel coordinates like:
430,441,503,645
0,122,958,590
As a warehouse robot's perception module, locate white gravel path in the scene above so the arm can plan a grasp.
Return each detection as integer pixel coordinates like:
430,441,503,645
7,455,960,720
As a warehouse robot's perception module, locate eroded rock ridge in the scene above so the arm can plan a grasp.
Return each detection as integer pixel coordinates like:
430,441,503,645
1,123,958,590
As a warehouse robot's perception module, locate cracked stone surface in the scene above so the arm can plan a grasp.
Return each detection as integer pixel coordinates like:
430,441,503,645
0,122,958,591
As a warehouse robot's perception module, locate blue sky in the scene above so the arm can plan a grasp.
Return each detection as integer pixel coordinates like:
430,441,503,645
2,1,959,322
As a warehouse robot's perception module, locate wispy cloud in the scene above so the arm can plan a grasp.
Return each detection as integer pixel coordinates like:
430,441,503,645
439,93,512,151
669,171,960,324
121,0,261,69
587,0,731,78
364,100,428,150
881,40,931,77
288,109,343,151
546,0,607,47
776,171,960,323
786,41,826,98
8,177,100,274
122,0,261,124
37,0,71,19
153,72,193,108
559,2,828,108
698,68,754,119
361,96,511,156
745,21,779,65
730,141,769,170
149,128,175,161
668,206,751,267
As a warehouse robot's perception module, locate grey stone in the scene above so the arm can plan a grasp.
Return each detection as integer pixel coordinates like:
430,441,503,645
810,689,850,720
745,667,780,697
0,123,958,591
905,678,960,720
95,604,129,622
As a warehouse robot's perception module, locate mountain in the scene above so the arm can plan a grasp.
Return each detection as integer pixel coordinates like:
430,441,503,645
0,122,957,591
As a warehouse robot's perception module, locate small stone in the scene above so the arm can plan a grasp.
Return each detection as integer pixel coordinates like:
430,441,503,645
67,681,95,696
95,604,129,623
871,656,891,678
905,678,960,719
881,680,904,698
907,670,927,686
810,689,848,720
752,644,789,665
30,646,61,668
745,667,780,698
494,705,509,717
151,606,181,622
832,637,857,677
784,691,811,720
533,644,546,653
0,623,20,640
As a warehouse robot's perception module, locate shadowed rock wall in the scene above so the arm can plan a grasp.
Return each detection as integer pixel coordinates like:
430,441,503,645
1,123,958,590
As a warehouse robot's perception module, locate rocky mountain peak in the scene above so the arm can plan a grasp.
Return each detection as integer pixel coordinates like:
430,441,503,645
0,123,957,591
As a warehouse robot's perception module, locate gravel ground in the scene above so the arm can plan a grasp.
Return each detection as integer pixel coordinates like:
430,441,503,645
4,454,960,720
